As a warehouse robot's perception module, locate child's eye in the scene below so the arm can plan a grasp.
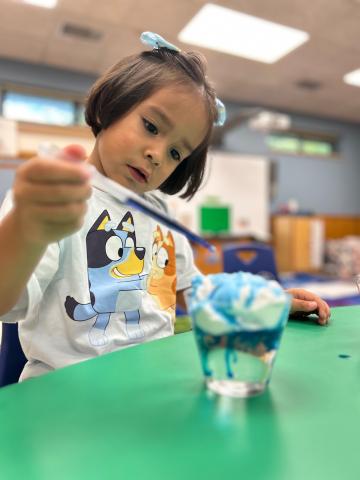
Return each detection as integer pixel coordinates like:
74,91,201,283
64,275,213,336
143,118,158,135
170,148,181,162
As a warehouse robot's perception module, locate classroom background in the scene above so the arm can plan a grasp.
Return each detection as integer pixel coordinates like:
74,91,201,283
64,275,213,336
0,0,359,307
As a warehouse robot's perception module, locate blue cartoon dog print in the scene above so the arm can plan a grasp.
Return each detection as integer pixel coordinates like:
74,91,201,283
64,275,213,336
65,210,147,346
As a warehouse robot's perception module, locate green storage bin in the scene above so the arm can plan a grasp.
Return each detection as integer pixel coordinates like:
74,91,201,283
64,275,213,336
200,205,230,235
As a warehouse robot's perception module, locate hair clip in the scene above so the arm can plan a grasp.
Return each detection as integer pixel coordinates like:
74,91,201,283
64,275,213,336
214,98,226,127
140,31,181,52
140,31,226,126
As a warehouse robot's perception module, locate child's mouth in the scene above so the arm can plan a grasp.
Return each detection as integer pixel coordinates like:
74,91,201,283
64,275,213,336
128,165,148,184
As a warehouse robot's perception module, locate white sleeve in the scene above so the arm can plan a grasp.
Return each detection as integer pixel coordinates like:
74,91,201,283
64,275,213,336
0,191,60,323
174,232,202,292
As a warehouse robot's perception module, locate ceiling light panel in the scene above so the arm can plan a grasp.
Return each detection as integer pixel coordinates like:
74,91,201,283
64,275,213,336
17,0,57,8
343,69,360,87
178,3,309,63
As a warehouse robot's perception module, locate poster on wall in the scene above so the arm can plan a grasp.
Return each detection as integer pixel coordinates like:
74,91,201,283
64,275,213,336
166,152,270,240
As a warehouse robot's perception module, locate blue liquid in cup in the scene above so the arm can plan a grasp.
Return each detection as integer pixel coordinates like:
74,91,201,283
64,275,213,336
194,325,285,397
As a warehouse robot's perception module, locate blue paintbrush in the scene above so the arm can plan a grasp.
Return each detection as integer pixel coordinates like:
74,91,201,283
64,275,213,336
90,167,215,252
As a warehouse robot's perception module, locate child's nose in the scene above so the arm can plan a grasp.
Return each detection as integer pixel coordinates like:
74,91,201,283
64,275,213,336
145,152,161,167
144,141,166,167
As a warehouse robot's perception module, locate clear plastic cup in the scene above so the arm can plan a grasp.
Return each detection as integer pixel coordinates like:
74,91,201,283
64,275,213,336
354,274,360,294
189,273,291,398
193,317,288,398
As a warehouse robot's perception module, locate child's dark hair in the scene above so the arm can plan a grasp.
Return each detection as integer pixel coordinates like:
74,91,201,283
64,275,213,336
85,48,218,199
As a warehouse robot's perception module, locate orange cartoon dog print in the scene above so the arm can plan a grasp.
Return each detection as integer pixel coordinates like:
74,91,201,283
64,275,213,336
148,226,176,319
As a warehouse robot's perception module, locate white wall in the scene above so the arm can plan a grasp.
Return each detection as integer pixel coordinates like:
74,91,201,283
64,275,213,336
167,152,270,239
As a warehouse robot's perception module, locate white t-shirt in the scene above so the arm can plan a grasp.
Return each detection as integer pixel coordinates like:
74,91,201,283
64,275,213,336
0,173,199,380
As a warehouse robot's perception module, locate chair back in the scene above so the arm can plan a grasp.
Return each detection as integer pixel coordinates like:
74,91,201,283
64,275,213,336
0,323,27,387
222,243,280,282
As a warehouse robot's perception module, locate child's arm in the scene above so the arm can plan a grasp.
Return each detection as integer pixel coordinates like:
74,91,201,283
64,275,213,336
0,146,91,316
286,288,331,325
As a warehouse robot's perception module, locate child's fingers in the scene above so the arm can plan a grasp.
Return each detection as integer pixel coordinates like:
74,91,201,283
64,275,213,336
57,144,87,162
299,293,330,324
287,288,331,326
18,158,90,184
316,300,331,325
43,220,85,235
28,201,88,224
317,315,328,326
290,299,330,325
17,182,92,205
41,217,86,240
291,298,318,313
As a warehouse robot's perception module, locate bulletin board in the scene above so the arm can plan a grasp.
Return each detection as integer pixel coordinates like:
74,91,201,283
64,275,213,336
167,152,270,240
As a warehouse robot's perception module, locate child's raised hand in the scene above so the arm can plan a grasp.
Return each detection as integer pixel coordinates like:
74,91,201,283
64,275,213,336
12,144,92,247
286,287,331,325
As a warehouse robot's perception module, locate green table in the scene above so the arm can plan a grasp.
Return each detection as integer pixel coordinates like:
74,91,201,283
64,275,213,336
0,306,359,480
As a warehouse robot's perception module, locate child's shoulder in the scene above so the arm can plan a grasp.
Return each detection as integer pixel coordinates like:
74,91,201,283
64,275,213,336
143,191,169,213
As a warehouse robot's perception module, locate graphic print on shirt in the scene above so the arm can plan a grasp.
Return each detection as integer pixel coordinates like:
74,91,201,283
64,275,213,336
65,210,147,346
147,226,176,324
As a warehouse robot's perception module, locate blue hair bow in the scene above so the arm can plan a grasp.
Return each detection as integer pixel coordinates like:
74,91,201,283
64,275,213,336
214,98,226,127
140,31,226,127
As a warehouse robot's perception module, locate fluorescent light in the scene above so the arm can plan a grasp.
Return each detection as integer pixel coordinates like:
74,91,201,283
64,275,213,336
178,3,309,63
19,0,57,8
343,69,360,87
248,111,291,131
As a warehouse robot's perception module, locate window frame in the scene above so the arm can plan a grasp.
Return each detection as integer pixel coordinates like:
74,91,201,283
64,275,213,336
266,128,340,159
0,83,86,127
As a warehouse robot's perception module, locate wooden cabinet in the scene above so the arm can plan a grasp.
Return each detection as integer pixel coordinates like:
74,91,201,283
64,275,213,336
272,215,360,273
271,216,321,273
321,215,360,239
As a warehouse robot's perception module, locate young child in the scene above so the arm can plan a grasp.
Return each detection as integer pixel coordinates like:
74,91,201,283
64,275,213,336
0,32,330,381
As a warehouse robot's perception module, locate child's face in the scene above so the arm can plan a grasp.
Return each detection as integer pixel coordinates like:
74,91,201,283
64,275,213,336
88,85,209,195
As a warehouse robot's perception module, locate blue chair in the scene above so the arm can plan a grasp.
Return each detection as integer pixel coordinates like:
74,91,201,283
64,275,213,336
222,243,280,282
0,323,27,387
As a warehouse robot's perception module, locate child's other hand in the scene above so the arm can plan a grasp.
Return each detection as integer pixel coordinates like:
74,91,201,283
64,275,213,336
12,144,92,247
286,288,331,325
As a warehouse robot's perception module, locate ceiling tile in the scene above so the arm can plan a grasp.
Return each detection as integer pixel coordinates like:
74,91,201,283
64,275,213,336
1,0,360,122
0,28,44,63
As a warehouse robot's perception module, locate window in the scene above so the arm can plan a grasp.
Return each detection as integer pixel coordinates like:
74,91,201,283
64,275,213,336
76,103,87,126
267,131,339,157
2,91,76,126
1,88,87,127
